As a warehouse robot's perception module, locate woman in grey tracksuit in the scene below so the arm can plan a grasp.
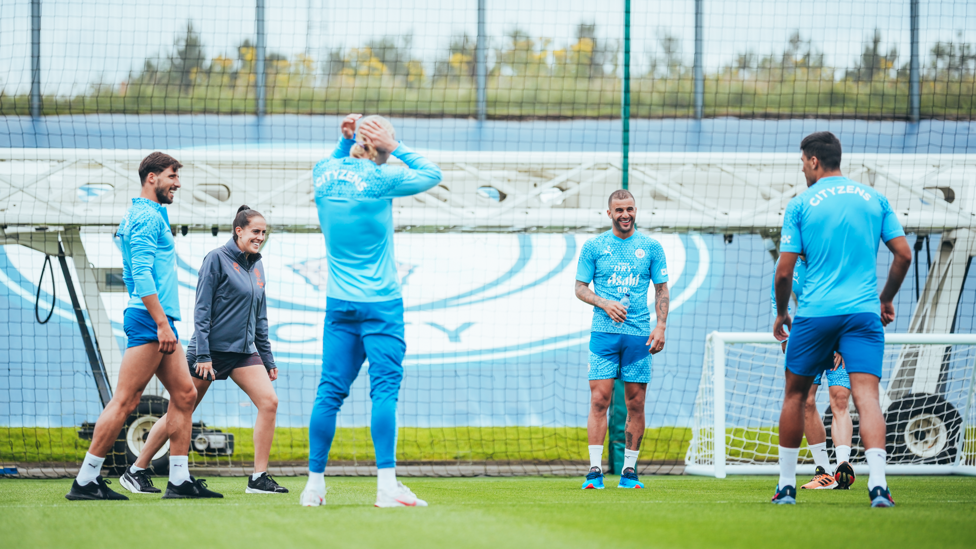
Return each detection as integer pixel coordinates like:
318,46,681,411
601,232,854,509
124,206,286,495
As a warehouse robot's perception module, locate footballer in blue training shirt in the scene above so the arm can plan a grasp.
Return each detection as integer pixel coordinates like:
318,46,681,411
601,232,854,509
771,256,854,491
575,190,670,490
770,132,912,508
67,153,220,501
301,114,442,508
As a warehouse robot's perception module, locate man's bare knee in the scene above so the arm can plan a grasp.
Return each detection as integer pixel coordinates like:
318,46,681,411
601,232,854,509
830,393,850,415
625,399,644,415
116,389,144,415
590,394,611,413
170,385,197,410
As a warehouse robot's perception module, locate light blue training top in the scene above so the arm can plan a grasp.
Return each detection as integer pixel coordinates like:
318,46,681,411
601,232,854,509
780,175,905,318
313,137,442,302
116,197,181,320
770,256,807,315
576,230,669,336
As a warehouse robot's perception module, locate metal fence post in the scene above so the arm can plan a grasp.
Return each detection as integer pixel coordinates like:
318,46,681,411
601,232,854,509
693,0,704,119
256,0,266,117
30,0,41,118
621,0,631,190
476,0,487,122
909,0,920,122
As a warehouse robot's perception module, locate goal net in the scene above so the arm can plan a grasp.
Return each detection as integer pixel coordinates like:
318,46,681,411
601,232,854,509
1,1,975,479
687,332,976,477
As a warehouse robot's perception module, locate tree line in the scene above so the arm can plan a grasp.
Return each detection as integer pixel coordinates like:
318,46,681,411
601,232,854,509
1,22,973,118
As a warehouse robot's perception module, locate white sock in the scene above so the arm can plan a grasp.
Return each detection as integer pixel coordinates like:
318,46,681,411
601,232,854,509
836,445,852,465
305,471,325,493
808,442,832,474
377,468,397,493
77,452,105,486
128,464,145,475
623,449,639,471
169,455,190,486
251,472,265,481
778,446,800,489
865,448,887,490
588,445,603,471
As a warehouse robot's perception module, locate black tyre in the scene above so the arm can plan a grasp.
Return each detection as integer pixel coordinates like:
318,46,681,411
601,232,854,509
885,394,961,465
105,395,171,475
823,405,862,462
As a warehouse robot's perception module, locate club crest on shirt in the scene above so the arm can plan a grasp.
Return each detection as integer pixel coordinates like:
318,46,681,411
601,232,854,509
289,258,416,291
635,249,645,258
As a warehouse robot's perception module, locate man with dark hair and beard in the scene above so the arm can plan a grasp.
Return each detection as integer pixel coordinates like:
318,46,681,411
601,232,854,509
574,189,670,490
66,152,221,501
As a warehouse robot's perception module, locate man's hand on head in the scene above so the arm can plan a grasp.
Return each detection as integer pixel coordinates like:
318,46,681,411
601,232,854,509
341,113,362,139
358,120,398,153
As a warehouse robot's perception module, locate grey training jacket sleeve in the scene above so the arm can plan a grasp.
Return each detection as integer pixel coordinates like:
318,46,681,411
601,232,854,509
193,252,220,363
254,287,276,371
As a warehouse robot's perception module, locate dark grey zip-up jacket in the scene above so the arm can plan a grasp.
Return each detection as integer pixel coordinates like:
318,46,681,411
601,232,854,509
188,239,275,370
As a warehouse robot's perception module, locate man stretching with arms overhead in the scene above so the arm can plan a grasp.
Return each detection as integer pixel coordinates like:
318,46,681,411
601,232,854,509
575,189,669,489
300,114,442,508
67,153,220,501
771,131,911,507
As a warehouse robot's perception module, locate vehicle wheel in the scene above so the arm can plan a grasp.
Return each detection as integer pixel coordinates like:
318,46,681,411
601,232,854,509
885,394,961,465
105,395,171,474
823,406,862,462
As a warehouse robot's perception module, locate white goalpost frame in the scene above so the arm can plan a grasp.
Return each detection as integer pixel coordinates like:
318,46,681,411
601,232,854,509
687,332,976,478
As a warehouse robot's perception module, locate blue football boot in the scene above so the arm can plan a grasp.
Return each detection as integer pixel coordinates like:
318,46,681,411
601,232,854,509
581,467,605,489
617,468,644,489
869,485,895,508
771,484,796,504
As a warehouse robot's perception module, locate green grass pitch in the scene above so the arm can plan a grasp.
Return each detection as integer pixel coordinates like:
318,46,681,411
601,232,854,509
2,476,975,549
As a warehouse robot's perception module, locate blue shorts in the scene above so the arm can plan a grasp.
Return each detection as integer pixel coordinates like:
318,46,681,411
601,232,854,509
123,308,179,349
588,332,652,384
786,313,883,379
814,365,851,390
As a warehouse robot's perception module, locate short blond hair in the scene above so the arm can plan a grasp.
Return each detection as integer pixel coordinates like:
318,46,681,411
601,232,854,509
351,115,396,161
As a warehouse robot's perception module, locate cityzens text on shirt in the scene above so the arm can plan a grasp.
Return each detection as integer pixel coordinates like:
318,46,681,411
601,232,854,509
315,169,368,192
809,185,872,206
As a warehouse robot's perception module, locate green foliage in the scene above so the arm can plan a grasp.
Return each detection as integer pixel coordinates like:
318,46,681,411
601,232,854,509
0,25,973,118
0,427,692,465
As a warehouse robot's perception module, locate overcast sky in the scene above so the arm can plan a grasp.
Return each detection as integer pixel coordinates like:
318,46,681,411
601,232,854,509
0,0,974,95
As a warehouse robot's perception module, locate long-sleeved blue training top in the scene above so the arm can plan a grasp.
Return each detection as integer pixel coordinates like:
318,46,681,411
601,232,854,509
312,137,443,302
116,197,181,320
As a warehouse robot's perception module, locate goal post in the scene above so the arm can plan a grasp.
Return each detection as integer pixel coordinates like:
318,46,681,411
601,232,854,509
686,332,976,478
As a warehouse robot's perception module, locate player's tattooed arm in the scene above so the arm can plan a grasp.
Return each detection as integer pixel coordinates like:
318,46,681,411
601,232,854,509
575,280,627,322
647,282,669,354
654,282,670,325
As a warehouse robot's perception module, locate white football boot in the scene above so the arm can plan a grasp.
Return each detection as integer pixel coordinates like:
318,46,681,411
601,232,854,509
375,481,428,508
299,485,326,507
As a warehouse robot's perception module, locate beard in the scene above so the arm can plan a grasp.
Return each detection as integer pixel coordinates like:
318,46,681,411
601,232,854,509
155,185,174,204
612,216,635,234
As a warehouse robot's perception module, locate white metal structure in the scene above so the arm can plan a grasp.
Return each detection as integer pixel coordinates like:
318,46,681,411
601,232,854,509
1,150,974,233
1,149,973,414
687,332,976,478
